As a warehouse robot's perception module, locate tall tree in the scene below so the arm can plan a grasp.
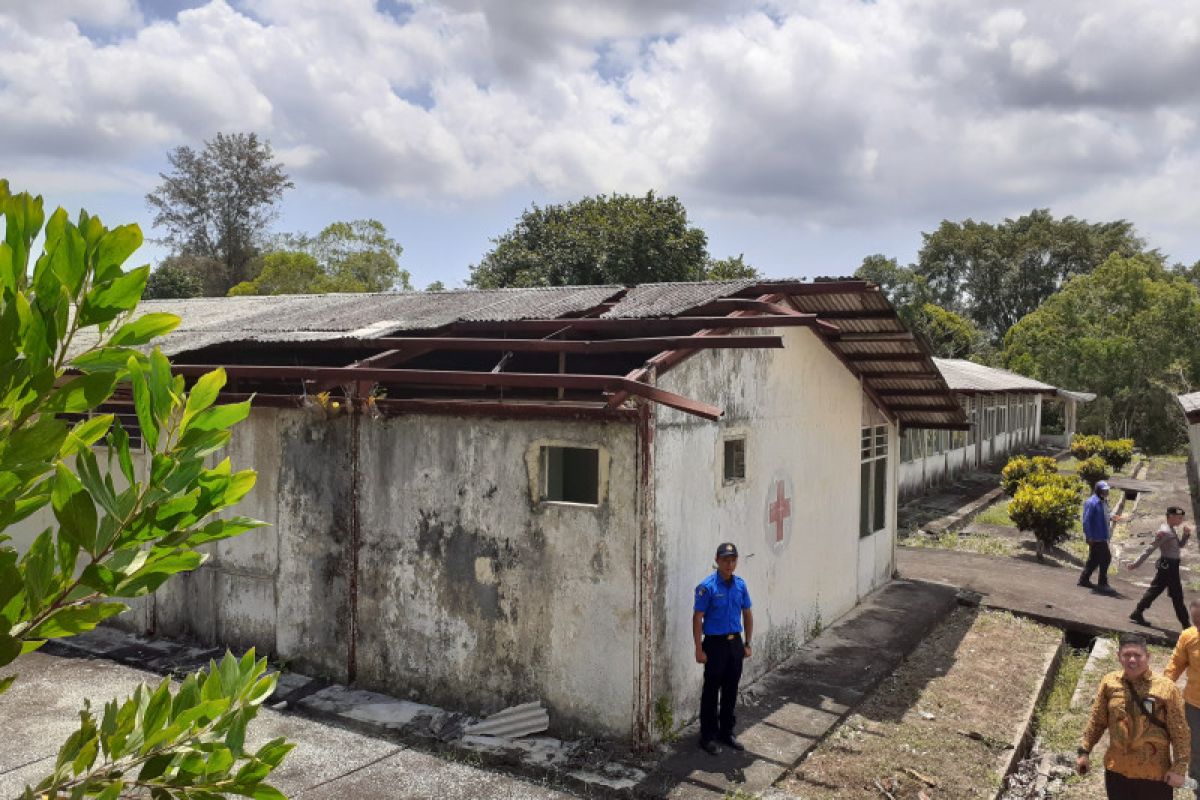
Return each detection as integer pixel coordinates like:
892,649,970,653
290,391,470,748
1003,254,1200,451
468,191,709,288
146,132,293,295
144,256,205,300
704,254,761,280
910,303,989,361
914,210,1147,342
230,219,410,296
854,254,930,329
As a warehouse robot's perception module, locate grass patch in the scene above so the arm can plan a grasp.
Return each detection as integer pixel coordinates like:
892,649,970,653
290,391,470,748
1033,647,1089,753
975,500,1015,527
779,609,1060,799
905,531,1015,557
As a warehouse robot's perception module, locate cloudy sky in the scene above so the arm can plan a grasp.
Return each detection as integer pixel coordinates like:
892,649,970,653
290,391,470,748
3,0,1199,287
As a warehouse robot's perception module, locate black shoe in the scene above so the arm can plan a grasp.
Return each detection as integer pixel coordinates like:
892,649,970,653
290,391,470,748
719,735,745,751
1077,579,1096,588
698,739,720,755
1095,584,1118,596
1130,611,1150,626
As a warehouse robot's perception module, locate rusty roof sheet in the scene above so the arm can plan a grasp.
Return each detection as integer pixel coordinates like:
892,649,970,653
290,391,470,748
933,358,1057,394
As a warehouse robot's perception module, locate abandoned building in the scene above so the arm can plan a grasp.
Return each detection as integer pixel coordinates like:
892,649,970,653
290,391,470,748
1178,391,1200,496
25,278,972,742
898,358,1095,498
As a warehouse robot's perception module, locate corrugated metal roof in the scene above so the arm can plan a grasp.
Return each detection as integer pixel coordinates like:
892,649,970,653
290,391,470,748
1057,388,1097,403
933,358,1057,394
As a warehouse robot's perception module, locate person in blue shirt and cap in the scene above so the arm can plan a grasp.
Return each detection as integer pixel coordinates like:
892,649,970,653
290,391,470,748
692,542,754,755
1079,480,1127,595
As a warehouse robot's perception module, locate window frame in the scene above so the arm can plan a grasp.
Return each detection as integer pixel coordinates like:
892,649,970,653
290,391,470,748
722,435,747,485
859,424,889,538
538,444,602,506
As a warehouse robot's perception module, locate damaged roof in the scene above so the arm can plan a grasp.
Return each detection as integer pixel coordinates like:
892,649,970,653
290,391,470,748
1179,392,1200,424
83,279,971,427
933,359,1057,394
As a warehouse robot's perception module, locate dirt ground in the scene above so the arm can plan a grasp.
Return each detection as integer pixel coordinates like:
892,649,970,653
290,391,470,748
777,608,1061,800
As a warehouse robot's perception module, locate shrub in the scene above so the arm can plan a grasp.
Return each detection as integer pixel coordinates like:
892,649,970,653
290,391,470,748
1070,434,1104,460
1010,480,1081,555
1076,455,1111,488
1001,455,1059,496
1100,438,1134,472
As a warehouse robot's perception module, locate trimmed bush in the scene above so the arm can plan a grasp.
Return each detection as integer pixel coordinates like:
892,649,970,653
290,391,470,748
1023,471,1085,500
1010,480,1081,556
1001,455,1059,497
1100,438,1134,472
1070,434,1104,461
1076,455,1110,488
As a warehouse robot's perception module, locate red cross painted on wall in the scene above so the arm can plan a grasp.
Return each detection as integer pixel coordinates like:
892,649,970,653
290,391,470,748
769,479,792,544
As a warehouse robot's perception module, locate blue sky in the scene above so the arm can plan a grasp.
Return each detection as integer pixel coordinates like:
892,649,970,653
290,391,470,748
4,0,1199,289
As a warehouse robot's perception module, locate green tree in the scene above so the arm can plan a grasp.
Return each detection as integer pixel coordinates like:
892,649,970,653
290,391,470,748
915,210,1147,342
425,281,446,292
146,132,293,296
468,191,709,288
0,181,290,796
910,303,988,360
854,254,930,328
144,257,204,300
704,254,760,280
1004,254,1200,451
235,220,410,296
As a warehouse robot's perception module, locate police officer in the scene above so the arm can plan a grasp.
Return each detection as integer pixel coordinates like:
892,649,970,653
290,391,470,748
693,542,754,755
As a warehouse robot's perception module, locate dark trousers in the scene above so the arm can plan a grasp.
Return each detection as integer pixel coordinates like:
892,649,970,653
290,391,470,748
1105,769,1171,799
699,634,744,742
1134,558,1190,628
1082,540,1113,586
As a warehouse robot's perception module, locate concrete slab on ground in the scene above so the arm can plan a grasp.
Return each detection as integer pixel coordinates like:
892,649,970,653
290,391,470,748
0,651,573,800
635,579,960,799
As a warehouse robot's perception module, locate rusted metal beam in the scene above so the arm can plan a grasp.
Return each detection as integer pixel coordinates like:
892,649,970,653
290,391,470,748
856,370,942,379
875,388,957,397
837,332,918,342
446,315,821,334
799,309,895,320
899,421,972,431
284,334,786,354
734,280,873,297
886,403,964,412
170,364,722,421
842,352,929,362
372,399,640,421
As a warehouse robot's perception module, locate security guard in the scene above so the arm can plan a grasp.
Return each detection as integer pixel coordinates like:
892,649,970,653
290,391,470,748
692,542,754,755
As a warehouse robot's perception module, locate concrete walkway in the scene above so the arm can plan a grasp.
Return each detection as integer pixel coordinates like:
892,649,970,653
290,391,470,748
0,651,573,799
635,579,959,799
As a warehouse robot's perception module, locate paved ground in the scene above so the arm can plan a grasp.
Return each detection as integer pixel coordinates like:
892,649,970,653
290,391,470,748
0,651,574,799
636,579,959,799
899,456,1200,646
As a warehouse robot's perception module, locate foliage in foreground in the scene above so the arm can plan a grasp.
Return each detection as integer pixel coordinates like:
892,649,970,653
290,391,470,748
1076,455,1111,488
25,651,290,800
1000,455,1058,497
0,180,290,797
1010,479,1081,554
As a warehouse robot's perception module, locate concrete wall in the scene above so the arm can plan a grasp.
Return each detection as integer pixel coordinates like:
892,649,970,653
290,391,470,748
649,327,892,731
51,406,642,738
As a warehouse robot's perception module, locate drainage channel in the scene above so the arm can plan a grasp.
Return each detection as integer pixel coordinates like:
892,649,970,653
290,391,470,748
997,631,1107,800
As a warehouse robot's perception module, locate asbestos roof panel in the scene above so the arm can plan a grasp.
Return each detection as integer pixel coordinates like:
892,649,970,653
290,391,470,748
1179,392,1200,417
1057,388,1097,403
933,358,1057,393
68,287,621,357
603,280,757,318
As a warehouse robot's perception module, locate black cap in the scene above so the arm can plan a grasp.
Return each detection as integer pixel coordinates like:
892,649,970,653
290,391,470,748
1168,506,1187,516
715,542,739,558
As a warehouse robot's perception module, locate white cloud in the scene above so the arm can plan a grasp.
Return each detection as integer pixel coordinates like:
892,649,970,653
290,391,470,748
0,0,1198,251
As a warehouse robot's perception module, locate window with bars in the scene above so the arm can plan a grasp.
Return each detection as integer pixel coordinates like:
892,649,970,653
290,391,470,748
58,406,144,451
860,425,888,538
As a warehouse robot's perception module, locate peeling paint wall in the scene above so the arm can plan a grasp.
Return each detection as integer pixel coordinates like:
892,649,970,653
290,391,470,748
649,327,884,731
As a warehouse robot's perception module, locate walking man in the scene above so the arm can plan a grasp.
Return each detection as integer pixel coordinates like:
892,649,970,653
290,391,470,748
1164,598,1200,798
1080,480,1125,594
1078,633,1190,797
693,542,753,755
1129,506,1194,628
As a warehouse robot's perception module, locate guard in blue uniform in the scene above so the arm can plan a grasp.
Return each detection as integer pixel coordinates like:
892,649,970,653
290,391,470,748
692,542,754,755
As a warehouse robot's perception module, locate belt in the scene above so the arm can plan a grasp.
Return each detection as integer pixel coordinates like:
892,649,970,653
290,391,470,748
705,633,742,640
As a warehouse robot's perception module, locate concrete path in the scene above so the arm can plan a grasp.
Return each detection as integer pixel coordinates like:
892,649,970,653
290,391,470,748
0,651,573,800
635,579,959,799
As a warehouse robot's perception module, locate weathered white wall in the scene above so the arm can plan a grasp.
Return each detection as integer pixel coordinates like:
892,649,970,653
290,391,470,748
354,415,640,737
650,327,888,729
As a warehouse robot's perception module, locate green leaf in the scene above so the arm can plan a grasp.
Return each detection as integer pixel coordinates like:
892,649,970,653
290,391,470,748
21,529,56,615
44,372,120,414
52,464,98,555
80,265,150,326
60,414,114,458
94,224,143,284
109,312,180,346
0,674,15,695
186,400,252,433
26,602,125,639
182,368,226,430
71,346,145,373
95,781,125,800
128,355,159,451
248,784,289,800
0,633,21,669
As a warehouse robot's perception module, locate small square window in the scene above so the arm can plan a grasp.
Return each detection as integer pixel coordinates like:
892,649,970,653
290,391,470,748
723,438,746,483
540,446,600,504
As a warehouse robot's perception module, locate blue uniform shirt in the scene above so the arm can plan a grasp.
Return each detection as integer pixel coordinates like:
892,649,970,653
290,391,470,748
1082,494,1111,542
694,572,752,635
